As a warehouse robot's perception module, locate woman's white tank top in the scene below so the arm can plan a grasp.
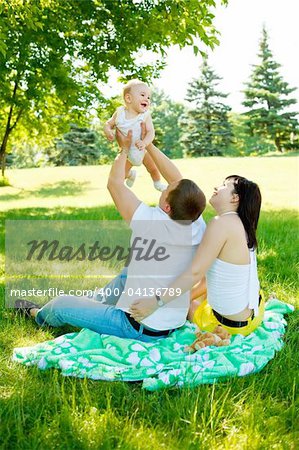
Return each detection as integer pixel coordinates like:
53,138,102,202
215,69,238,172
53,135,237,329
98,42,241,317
206,212,260,316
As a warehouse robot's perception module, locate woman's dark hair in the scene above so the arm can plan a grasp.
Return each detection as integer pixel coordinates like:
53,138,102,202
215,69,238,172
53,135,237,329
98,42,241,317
225,175,262,249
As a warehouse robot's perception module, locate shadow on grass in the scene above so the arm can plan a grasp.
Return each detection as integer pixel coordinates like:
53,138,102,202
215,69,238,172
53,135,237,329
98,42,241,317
0,204,121,260
263,151,299,158
0,180,91,201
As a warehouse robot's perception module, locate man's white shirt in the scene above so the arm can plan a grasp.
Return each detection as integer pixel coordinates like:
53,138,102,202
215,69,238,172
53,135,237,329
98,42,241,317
115,203,206,330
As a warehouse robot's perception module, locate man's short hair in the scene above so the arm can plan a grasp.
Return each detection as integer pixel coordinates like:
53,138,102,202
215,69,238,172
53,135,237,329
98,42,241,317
123,79,148,98
167,179,206,223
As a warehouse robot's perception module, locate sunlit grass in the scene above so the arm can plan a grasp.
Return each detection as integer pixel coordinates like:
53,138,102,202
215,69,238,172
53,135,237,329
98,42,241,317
1,154,298,211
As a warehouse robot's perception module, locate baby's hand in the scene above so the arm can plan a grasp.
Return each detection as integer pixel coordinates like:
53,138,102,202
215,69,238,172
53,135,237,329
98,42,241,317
135,139,146,151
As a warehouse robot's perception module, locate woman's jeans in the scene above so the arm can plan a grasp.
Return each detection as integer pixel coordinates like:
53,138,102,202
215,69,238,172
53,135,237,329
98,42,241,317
35,268,164,343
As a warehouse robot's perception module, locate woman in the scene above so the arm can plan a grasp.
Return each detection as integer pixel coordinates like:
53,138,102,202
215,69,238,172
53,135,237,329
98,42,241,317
130,175,264,336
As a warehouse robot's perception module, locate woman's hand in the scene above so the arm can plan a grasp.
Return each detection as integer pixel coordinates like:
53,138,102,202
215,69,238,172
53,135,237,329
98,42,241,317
129,297,158,322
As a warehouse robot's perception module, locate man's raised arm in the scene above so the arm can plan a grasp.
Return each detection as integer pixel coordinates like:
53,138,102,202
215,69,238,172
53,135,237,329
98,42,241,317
141,121,182,184
107,130,141,224
146,142,182,184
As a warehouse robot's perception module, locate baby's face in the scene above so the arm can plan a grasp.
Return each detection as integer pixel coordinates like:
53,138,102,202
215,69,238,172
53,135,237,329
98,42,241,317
126,84,151,113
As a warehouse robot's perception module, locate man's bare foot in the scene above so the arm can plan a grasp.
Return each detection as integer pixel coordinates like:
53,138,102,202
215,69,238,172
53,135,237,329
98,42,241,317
30,308,39,318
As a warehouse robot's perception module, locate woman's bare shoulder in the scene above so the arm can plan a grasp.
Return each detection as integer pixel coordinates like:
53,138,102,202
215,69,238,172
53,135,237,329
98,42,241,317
208,215,234,226
207,214,242,235
205,216,229,237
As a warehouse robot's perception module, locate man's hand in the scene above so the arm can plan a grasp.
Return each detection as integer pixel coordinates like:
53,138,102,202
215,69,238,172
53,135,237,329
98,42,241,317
134,122,147,151
129,297,158,322
104,125,115,142
140,121,147,140
115,128,132,152
135,139,146,151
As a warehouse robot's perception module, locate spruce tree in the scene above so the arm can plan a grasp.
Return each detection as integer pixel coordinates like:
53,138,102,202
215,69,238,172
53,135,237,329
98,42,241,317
243,27,298,152
49,124,101,166
181,57,233,156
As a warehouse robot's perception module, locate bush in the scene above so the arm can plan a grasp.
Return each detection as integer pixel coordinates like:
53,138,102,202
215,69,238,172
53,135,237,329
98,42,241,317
0,176,10,187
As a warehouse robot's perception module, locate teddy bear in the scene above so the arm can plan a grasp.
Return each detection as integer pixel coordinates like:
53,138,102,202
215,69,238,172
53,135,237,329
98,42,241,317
184,325,231,353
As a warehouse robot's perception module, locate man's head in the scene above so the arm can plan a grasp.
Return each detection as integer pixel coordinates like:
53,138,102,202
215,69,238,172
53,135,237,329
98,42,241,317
159,179,206,223
123,79,151,114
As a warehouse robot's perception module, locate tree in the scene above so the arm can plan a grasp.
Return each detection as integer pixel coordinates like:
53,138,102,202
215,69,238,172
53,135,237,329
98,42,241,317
229,112,276,156
182,57,233,156
0,1,98,176
243,26,299,152
47,124,101,166
7,143,47,169
151,90,185,158
0,0,227,177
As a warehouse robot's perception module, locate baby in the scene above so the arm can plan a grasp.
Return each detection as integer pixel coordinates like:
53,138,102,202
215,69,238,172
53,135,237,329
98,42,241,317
104,79,166,191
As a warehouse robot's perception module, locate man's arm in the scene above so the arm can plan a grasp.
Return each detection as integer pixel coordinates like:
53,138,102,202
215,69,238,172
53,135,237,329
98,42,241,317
107,130,141,224
143,122,182,184
142,115,155,146
103,111,117,142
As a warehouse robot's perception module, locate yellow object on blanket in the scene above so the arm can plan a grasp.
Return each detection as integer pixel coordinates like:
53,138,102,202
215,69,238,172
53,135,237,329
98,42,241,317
193,294,265,336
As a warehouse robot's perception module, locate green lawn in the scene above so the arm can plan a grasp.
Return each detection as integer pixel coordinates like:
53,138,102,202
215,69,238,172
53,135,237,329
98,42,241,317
1,154,298,211
0,156,298,449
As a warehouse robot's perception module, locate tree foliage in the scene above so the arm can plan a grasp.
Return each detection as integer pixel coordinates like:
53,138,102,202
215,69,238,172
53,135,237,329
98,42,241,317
242,27,299,152
229,113,276,156
151,90,185,159
181,57,233,156
6,143,47,169
0,0,226,176
47,124,101,166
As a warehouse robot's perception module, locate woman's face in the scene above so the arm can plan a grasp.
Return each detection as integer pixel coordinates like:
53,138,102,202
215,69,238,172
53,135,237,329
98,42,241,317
209,178,236,209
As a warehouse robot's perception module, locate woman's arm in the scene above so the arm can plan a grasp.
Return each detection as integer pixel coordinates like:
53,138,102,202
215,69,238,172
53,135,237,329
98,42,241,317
191,277,207,301
129,217,228,321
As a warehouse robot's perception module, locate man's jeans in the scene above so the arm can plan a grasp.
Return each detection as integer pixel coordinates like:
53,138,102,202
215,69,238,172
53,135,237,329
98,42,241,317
35,268,164,343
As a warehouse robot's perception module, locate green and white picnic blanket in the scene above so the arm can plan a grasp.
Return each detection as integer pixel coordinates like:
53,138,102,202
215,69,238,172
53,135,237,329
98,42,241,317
13,299,294,391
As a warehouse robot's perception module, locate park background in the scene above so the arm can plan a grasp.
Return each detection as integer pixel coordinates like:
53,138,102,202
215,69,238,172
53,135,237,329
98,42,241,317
0,1,298,449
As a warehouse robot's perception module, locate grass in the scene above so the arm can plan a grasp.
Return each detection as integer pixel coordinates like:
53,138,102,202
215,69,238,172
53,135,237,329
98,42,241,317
0,156,298,449
1,154,298,211
0,176,10,187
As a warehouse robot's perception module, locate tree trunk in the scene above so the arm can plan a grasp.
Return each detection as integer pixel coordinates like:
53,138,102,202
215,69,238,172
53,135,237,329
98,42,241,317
205,108,212,146
274,136,283,152
0,128,11,177
0,79,19,177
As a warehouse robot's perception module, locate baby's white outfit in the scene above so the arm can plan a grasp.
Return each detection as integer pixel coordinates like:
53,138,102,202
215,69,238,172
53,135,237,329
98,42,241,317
115,106,149,166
